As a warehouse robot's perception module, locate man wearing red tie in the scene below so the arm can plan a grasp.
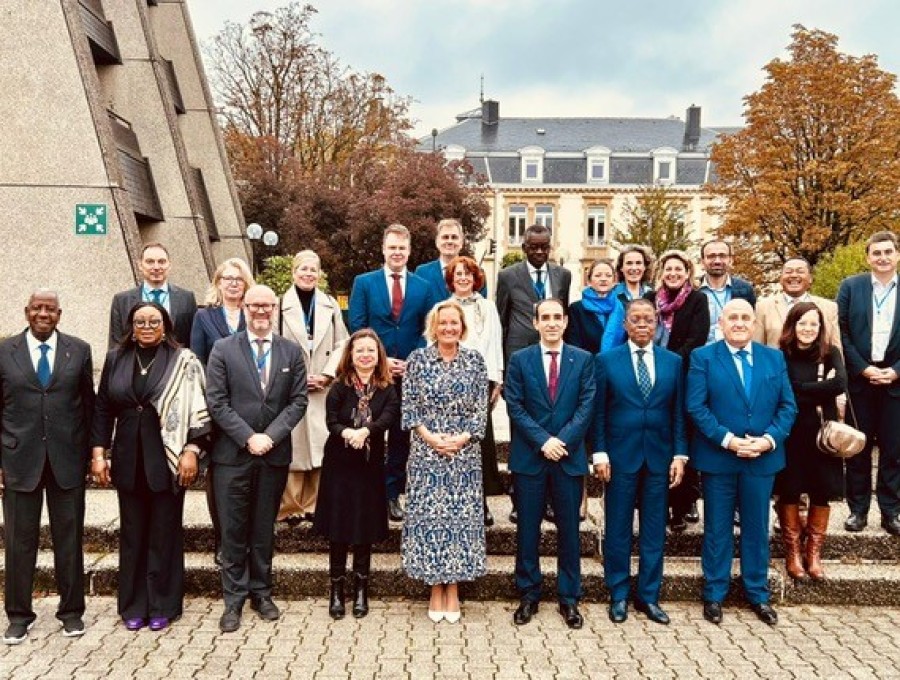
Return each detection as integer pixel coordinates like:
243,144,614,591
504,299,595,629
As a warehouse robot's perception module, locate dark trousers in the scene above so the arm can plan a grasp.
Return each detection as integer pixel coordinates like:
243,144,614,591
3,461,85,626
514,466,583,605
117,475,186,619
385,380,410,501
214,458,289,608
668,465,700,518
603,463,668,605
328,542,372,577
845,385,900,518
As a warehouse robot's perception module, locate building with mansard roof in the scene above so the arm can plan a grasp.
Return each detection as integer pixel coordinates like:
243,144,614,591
0,0,247,356
420,100,728,291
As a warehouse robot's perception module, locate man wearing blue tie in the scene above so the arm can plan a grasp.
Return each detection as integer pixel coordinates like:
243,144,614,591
687,299,796,626
348,224,438,521
505,298,595,629
593,298,686,626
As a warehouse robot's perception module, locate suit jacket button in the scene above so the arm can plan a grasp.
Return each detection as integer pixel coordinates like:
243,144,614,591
137,406,143,412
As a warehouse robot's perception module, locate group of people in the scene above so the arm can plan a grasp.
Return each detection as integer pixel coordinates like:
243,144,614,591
0,220,897,644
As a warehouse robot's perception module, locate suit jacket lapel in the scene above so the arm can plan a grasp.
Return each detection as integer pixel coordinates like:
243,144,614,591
549,265,563,300
516,264,539,302
240,332,266,398
378,271,393,318
312,291,333,354
48,335,74,389
209,307,231,338
10,333,41,388
528,345,551,408
717,342,749,405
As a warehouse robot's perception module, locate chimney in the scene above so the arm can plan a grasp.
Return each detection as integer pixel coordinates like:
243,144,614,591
683,105,701,151
482,99,499,127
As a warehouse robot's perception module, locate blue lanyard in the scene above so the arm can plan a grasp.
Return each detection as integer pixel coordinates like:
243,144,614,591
304,295,316,340
708,287,731,312
220,306,240,334
253,343,271,370
874,282,897,315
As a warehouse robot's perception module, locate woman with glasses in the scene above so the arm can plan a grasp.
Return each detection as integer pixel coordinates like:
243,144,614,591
190,258,253,566
277,250,349,526
91,303,210,632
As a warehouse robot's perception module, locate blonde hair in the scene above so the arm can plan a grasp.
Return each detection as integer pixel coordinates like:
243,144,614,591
203,258,255,306
424,300,468,344
292,250,321,271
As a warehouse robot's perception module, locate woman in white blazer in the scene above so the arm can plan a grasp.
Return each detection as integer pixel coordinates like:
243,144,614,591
278,250,349,523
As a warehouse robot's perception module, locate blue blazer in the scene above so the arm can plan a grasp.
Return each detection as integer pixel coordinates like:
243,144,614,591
190,306,246,366
593,344,686,475
348,269,437,360
504,343,595,477
414,259,488,300
686,340,797,476
838,273,900,396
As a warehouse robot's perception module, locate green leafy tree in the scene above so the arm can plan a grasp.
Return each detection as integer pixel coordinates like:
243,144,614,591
500,250,524,269
256,256,294,297
613,186,696,256
811,241,869,299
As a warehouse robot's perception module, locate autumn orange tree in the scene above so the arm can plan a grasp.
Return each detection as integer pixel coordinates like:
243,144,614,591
709,26,900,285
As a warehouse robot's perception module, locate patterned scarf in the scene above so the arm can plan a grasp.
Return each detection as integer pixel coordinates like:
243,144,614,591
655,283,693,331
352,375,375,460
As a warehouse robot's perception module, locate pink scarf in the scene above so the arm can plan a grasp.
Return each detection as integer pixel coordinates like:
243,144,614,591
656,283,693,331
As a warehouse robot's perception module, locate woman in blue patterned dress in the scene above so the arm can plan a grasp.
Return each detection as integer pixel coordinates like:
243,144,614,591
402,300,489,624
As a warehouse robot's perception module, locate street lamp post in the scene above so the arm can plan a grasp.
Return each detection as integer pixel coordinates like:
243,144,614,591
246,222,279,276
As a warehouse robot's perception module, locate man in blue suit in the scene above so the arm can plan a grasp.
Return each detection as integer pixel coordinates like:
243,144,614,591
838,230,900,534
687,299,796,626
593,298,686,626
348,223,438,521
505,298,595,629
414,218,487,300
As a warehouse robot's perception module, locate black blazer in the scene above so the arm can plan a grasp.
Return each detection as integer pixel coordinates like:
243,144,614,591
108,284,198,349
91,344,179,493
646,289,710,368
191,306,246,365
0,331,95,492
564,300,605,354
206,332,308,467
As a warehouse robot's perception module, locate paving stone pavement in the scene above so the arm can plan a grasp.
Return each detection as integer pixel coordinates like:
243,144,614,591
2,596,900,679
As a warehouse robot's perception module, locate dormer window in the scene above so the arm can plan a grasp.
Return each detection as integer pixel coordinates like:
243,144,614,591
585,146,610,185
652,147,677,185
519,146,545,183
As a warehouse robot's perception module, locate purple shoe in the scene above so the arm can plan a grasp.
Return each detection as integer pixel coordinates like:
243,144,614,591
124,618,146,631
148,617,169,631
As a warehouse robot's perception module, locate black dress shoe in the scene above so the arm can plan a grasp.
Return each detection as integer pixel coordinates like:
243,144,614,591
685,502,700,524
882,515,900,536
635,600,670,625
558,603,583,629
251,596,280,621
669,513,687,533
845,512,868,532
751,602,778,625
509,509,518,524
608,600,628,623
388,499,405,522
543,504,555,523
513,600,539,625
703,601,723,625
219,606,242,633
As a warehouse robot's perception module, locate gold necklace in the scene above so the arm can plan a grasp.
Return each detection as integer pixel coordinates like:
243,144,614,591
136,353,156,376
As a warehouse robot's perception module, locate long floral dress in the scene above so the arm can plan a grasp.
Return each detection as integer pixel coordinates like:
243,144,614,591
401,344,489,584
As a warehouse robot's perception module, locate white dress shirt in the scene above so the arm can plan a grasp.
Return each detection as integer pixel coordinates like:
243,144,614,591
382,266,408,298
26,330,58,373
527,262,552,299
871,274,898,363
720,341,776,452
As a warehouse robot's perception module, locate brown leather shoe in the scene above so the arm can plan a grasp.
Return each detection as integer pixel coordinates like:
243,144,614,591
805,505,830,580
777,503,808,582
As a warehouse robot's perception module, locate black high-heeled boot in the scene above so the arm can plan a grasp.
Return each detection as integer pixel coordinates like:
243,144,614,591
329,576,346,620
351,572,369,618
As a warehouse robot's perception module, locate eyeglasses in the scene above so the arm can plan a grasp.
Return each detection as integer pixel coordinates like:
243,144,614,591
220,276,245,285
246,303,275,312
133,319,163,329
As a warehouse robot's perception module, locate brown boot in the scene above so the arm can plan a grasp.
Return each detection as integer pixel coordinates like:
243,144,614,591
777,504,808,581
805,505,830,581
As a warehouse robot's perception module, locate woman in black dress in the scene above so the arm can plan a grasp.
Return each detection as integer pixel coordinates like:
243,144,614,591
777,301,846,582
314,329,399,619
646,250,710,531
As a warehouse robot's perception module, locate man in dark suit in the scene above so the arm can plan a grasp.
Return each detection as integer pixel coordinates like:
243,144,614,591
108,242,197,348
505,298,595,630
414,218,487,299
593,298,686,626
838,231,900,534
697,239,757,345
687,299,796,626
0,290,95,644
348,223,437,521
206,284,308,633
496,224,572,365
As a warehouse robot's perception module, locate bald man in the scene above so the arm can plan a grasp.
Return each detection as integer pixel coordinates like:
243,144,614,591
686,299,796,626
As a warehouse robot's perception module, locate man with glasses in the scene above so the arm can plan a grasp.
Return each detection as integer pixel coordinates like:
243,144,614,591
697,240,757,345
206,285,308,633
108,242,197,348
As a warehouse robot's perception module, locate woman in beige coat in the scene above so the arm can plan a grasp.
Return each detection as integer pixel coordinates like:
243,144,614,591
278,250,349,523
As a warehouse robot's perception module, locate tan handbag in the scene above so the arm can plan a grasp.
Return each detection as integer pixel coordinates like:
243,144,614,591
814,364,866,459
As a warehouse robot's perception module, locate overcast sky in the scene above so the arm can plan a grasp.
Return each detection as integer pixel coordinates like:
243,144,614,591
187,0,900,138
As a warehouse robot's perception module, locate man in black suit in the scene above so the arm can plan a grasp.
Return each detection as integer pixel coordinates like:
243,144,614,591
206,284,308,633
108,242,197,348
0,290,95,644
839,231,900,534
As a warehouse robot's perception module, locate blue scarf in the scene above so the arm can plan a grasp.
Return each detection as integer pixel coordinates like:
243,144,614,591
581,287,627,352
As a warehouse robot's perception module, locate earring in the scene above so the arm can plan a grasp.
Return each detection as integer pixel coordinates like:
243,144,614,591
162,334,166,340
132,335,137,341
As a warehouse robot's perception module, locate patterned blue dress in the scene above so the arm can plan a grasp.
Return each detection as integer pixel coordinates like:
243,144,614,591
401,344,489,584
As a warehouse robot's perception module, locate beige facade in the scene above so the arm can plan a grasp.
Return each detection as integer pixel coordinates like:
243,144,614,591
0,0,247,357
